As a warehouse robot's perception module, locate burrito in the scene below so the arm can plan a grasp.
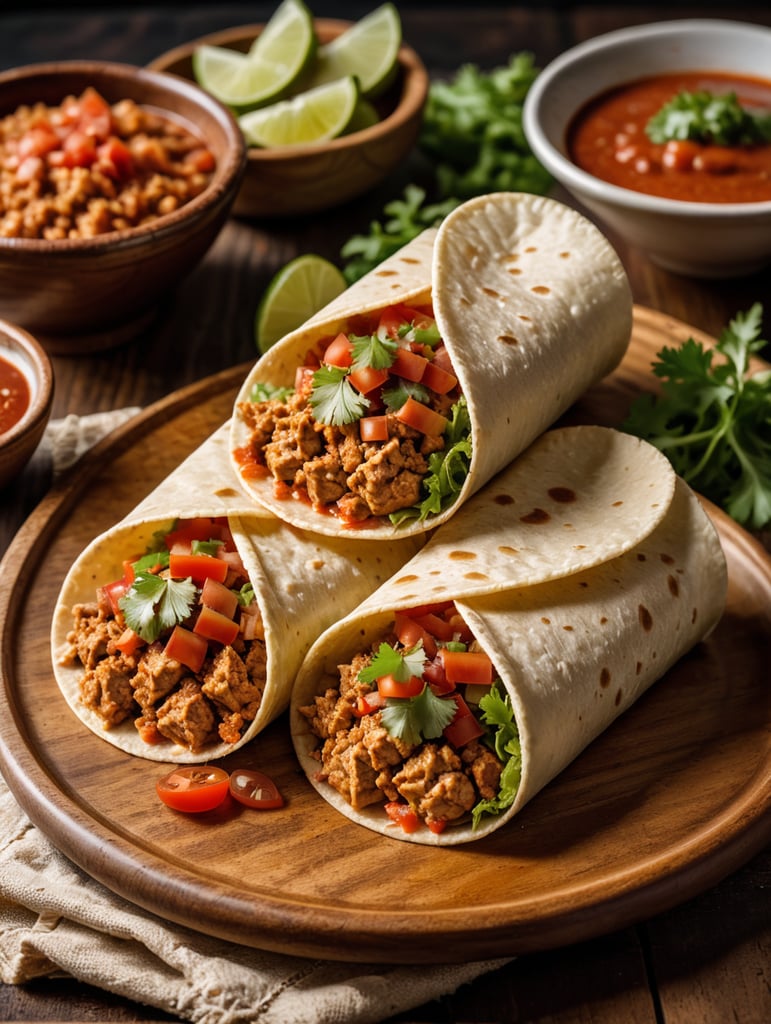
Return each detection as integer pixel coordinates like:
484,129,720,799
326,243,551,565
230,192,633,538
51,425,422,763
290,426,728,844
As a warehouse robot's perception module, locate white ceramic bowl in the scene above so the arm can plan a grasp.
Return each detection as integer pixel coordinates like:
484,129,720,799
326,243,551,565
523,19,771,278
0,319,53,489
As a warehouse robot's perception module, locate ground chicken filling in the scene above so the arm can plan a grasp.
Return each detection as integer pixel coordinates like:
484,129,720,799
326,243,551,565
1,86,216,240
300,602,515,835
58,517,266,754
236,303,470,526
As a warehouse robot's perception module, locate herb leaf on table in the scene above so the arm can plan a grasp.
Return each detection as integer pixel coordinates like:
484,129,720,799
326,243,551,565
623,304,771,531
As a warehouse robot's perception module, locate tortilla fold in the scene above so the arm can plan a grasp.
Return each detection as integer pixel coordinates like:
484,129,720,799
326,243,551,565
290,426,728,844
51,424,423,763
230,192,633,537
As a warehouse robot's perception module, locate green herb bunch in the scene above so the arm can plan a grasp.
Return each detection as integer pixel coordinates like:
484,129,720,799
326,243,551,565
646,90,771,147
623,304,771,531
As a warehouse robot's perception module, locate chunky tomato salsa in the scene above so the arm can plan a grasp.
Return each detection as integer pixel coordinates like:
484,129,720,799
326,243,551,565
235,303,472,528
567,71,771,203
0,353,30,435
299,602,521,835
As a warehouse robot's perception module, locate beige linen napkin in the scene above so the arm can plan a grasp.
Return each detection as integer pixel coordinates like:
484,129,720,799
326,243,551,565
0,410,511,1023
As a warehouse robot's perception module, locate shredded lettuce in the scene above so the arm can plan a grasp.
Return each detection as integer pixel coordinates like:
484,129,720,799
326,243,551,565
471,681,522,828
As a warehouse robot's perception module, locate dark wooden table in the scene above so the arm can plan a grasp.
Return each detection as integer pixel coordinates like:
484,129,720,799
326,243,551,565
1,4,769,1022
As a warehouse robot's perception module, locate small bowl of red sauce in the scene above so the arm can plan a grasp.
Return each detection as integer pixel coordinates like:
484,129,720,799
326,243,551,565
0,319,53,489
523,19,771,277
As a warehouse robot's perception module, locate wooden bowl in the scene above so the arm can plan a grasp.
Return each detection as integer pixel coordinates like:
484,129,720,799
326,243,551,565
0,61,247,354
0,319,53,489
148,20,430,218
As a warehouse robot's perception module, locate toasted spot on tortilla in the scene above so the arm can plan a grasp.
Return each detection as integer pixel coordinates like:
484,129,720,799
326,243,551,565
560,251,571,258
639,605,653,631
498,545,519,556
574,544,586,550
531,285,550,295
660,553,675,564
482,287,502,299
524,246,537,253
464,572,489,581
400,257,422,265
612,500,624,507
691,608,698,624
498,334,519,345
600,668,611,688
394,574,419,584
563,625,574,631
668,575,680,597
308,558,326,570
600,616,608,624
449,550,476,560
637,553,647,561
541,616,551,624
615,689,623,706
548,486,576,503
518,314,532,321
375,270,398,278
493,493,514,505
507,267,522,276
214,487,240,497
520,508,550,524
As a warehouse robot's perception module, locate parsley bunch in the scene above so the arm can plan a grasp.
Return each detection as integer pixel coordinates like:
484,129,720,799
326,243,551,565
623,304,771,531
646,90,771,147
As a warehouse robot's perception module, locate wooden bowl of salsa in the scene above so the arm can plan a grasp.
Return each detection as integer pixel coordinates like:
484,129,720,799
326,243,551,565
523,19,771,278
0,319,53,489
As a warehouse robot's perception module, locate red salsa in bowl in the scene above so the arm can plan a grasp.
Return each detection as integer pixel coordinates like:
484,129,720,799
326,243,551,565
567,71,771,204
0,352,30,435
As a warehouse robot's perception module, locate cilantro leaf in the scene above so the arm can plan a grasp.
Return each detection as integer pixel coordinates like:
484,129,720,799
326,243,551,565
381,379,429,411
131,549,169,574
309,365,370,425
381,685,457,747
192,538,222,556
623,304,771,530
119,571,197,643
358,641,427,684
237,582,255,607
350,332,397,371
471,681,522,828
646,90,771,146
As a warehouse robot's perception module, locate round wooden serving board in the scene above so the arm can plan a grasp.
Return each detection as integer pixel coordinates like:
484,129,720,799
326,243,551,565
0,307,769,964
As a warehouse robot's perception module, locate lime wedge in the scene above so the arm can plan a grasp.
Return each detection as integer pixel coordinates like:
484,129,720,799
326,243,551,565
255,255,347,354
343,98,379,135
304,3,402,98
192,0,315,112
238,76,359,148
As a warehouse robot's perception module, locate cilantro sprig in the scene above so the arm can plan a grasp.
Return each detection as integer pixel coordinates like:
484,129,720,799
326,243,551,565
309,365,370,425
381,686,457,747
646,90,771,147
119,571,197,643
471,682,522,828
358,641,427,685
623,304,771,531
351,332,397,370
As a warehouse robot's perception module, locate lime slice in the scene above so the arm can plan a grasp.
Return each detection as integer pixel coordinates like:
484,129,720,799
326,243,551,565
238,76,359,148
304,3,402,98
192,0,315,111
343,98,379,135
255,255,347,354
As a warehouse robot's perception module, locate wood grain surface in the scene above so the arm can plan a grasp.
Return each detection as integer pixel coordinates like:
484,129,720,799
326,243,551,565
1,307,769,966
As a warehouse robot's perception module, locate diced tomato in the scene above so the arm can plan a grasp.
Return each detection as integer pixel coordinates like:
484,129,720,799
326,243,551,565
359,415,389,442
200,577,238,618
100,577,131,618
427,819,447,835
156,766,230,813
391,347,429,383
164,625,208,673
194,605,239,646
444,711,485,748
295,365,315,394
185,147,216,174
414,612,455,642
394,612,437,658
97,137,134,180
377,673,425,699
115,627,144,656
61,129,98,167
396,397,448,436
169,552,229,585
348,364,389,395
75,86,113,139
446,612,474,643
377,306,407,340
422,361,458,395
323,332,353,368
352,691,388,717
18,124,60,159
384,801,419,833
423,656,453,692
439,649,494,685
164,517,229,548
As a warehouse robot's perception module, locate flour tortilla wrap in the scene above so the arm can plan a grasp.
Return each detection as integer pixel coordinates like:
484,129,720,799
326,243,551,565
230,193,633,537
51,424,423,763
290,426,727,844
